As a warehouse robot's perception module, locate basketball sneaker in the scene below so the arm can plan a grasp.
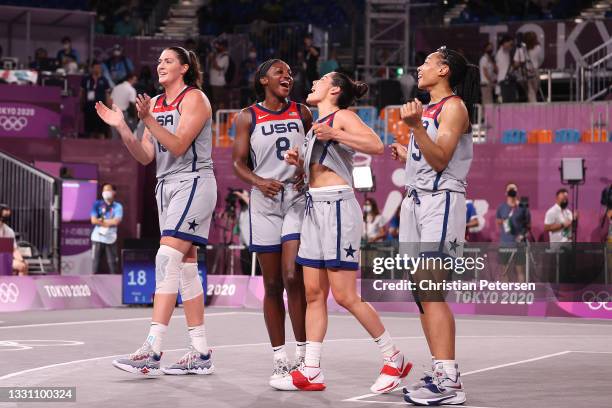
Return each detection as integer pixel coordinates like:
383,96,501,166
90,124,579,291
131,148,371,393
404,364,466,406
370,351,413,394
112,342,163,376
269,363,326,391
162,346,214,375
269,358,291,387
402,370,433,394
291,354,305,371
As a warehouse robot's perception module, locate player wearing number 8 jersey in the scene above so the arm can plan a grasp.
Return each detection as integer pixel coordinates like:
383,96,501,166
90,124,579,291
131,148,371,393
233,59,312,386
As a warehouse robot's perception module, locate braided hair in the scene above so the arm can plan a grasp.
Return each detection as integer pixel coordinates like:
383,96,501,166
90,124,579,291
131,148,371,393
254,59,285,101
437,46,480,122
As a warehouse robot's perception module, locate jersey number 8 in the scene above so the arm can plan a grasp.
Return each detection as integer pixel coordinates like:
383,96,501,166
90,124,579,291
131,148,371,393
275,137,290,160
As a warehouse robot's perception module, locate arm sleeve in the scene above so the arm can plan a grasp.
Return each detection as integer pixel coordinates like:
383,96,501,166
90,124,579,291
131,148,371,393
114,203,123,219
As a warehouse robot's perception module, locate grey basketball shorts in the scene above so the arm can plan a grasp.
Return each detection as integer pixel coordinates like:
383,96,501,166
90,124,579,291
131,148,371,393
296,187,361,270
249,186,305,252
155,171,217,245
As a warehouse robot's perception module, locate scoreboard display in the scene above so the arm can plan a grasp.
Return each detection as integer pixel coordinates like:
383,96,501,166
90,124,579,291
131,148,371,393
122,249,207,305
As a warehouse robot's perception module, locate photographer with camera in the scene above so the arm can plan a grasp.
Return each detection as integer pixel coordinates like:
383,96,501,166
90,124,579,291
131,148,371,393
512,32,543,103
496,183,531,282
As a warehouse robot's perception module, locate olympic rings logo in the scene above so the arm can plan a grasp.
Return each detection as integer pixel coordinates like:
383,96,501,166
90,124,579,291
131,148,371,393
0,282,20,303
582,291,612,311
0,116,28,131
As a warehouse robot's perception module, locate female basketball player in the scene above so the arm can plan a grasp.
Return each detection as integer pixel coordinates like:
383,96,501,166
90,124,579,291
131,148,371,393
95,46,217,376
390,46,479,405
271,72,412,393
233,59,311,386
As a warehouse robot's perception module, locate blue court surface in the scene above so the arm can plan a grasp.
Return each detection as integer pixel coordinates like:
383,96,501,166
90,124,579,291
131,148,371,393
1,307,611,408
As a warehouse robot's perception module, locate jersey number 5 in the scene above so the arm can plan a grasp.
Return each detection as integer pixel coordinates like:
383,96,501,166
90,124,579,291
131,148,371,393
276,137,290,160
411,121,428,161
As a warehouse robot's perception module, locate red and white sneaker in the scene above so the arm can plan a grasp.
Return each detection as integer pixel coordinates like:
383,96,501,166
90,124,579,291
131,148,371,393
269,364,326,391
370,351,413,394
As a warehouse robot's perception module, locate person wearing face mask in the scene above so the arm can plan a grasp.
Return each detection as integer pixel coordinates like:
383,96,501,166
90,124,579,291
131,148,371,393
90,183,123,274
496,182,530,282
478,42,497,104
102,44,134,88
0,204,28,276
362,198,386,243
56,36,80,65
544,188,574,243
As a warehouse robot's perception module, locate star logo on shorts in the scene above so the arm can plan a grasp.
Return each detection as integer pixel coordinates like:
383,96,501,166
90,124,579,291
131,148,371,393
448,238,460,253
344,244,356,258
188,219,199,231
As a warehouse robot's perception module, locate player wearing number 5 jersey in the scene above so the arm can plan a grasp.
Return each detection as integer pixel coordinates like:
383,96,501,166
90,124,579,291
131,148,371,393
233,59,313,386
96,46,216,377
390,47,480,406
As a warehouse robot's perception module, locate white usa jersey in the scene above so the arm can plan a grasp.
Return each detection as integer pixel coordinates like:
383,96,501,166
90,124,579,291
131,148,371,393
249,101,305,182
151,86,214,179
404,95,472,193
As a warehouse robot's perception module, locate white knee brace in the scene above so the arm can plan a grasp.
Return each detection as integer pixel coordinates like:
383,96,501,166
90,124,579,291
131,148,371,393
155,245,183,294
179,262,203,301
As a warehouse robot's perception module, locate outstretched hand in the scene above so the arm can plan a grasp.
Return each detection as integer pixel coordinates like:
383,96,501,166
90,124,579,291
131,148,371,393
95,102,125,128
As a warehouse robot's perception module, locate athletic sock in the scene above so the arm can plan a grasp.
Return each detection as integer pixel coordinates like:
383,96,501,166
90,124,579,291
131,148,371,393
188,324,209,355
374,330,398,359
273,344,288,361
305,341,322,368
146,322,167,355
295,342,307,359
434,359,458,381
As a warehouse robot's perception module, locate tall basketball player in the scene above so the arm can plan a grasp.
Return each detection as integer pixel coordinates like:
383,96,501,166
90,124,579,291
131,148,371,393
271,72,412,393
390,46,479,405
233,59,311,386
96,46,217,376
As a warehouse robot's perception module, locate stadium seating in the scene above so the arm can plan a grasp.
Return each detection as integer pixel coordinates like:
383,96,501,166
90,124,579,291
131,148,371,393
554,129,581,143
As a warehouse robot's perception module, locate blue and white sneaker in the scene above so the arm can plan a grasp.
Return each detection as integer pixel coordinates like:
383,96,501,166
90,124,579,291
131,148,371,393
112,343,163,376
402,370,433,394
404,365,466,406
162,346,215,375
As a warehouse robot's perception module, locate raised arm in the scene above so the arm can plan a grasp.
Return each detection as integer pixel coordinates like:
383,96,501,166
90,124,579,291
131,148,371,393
232,109,283,198
138,91,210,157
314,109,383,155
95,101,155,165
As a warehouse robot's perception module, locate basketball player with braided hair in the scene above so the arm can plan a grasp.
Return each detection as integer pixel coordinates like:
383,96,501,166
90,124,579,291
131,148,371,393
233,59,312,386
391,47,480,405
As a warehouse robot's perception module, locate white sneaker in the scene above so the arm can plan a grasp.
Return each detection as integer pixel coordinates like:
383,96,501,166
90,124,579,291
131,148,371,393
370,351,413,394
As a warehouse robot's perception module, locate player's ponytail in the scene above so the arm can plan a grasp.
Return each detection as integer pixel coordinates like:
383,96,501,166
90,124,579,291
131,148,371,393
166,46,202,89
437,46,480,122
331,72,368,109
254,59,283,101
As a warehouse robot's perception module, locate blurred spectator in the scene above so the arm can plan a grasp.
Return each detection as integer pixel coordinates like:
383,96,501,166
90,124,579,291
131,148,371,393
95,14,107,34
362,198,386,243
466,199,479,230
234,190,255,275
399,70,416,102
386,206,400,241
290,50,307,102
496,35,515,102
102,44,134,87
56,36,80,65
110,73,138,137
90,183,123,275
479,42,497,104
514,32,543,103
496,182,531,282
135,65,157,97
319,48,339,76
544,188,573,243
0,204,27,276
81,61,112,139
29,48,57,71
240,46,259,106
303,34,320,89
208,39,230,110
113,13,137,37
